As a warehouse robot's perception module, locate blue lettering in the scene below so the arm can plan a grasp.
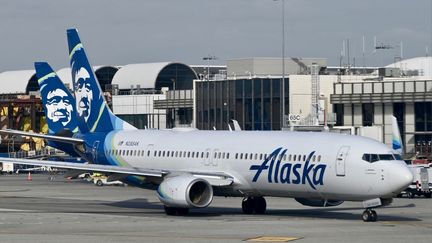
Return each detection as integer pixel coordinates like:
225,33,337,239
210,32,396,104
292,163,302,184
250,148,282,182
250,149,327,190
279,163,292,184
301,152,316,189
313,164,326,185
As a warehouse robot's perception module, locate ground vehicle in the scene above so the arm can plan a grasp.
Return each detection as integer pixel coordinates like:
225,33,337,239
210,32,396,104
92,174,125,187
0,162,14,174
401,165,432,198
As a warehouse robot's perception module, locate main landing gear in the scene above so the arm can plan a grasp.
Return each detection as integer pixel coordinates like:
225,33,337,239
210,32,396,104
362,209,378,222
242,196,267,214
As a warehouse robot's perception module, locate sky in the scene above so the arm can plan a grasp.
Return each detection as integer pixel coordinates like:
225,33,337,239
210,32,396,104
0,0,431,72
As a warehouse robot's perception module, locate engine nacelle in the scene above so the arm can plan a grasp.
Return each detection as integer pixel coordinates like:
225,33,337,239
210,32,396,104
295,198,344,207
157,174,213,208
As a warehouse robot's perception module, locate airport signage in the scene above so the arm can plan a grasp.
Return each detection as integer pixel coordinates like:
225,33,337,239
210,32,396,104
286,114,302,122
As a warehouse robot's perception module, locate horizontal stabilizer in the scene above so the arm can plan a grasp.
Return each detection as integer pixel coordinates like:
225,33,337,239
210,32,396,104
0,129,84,145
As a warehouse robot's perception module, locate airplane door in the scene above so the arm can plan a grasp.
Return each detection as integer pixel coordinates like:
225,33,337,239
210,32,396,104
92,140,100,162
203,148,211,166
212,149,220,167
335,146,350,176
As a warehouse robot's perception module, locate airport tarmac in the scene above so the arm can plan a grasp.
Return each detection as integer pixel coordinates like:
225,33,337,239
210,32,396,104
0,173,431,243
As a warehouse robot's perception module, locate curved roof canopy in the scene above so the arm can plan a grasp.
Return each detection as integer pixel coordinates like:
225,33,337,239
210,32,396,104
387,57,432,77
0,62,197,94
57,65,119,91
111,62,197,90
0,70,36,94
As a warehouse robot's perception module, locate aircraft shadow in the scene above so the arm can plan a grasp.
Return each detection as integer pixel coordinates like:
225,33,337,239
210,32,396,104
106,198,420,222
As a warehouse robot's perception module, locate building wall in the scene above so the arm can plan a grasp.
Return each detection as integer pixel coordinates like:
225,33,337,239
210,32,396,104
195,77,288,130
112,94,167,129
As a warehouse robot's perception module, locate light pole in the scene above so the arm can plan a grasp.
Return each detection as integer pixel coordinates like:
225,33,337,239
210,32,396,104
203,55,217,81
275,0,286,128
202,55,217,130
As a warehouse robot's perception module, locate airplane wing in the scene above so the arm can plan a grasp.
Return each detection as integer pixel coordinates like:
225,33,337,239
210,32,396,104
0,129,84,145
0,157,233,186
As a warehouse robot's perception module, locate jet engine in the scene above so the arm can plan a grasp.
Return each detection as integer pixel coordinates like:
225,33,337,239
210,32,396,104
157,174,213,208
295,198,344,207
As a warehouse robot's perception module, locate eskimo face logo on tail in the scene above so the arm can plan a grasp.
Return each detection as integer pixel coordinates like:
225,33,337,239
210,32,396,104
74,67,93,122
249,148,326,190
45,89,73,126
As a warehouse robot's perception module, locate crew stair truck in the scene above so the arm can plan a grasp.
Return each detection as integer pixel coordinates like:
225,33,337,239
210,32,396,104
400,165,432,198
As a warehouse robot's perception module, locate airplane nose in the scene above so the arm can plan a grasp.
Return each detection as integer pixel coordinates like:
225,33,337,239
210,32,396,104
387,162,413,194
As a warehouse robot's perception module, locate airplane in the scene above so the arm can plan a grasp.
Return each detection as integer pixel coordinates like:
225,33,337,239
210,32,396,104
0,29,413,222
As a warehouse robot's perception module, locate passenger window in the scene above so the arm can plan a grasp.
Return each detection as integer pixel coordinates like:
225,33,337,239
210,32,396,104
283,154,287,161
312,155,316,162
240,153,243,159
259,154,263,160
206,152,209,158
303,155,306,161
187,152,191,158
288,154,292,161
227,153,230,159
235,153,238,159
201,152,204,158
293,155,297,161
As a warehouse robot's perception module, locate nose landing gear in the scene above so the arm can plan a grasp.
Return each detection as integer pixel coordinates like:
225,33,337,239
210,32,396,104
242,196,267,214
362,209,377,222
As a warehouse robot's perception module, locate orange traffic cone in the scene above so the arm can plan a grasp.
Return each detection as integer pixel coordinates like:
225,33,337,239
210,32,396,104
27,172,32,181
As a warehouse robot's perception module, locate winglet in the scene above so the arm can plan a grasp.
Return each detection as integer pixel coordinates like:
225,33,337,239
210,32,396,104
392,116,403,155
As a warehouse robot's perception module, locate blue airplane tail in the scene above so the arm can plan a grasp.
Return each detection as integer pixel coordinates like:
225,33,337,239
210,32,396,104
66,29,136,133
35,62,79,134
35,62,81,157
391,116,403,155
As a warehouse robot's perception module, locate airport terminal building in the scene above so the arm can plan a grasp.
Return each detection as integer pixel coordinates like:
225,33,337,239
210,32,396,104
1,56,431,158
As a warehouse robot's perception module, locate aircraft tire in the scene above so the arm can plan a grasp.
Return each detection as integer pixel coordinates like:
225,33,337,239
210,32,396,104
242,197,254,214
424,192,431,198
253,196,267,214
370,210,378,222
362,209,377,222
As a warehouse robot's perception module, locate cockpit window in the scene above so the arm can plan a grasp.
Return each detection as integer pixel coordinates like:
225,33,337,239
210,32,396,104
362,153,400,163
378,154,394,161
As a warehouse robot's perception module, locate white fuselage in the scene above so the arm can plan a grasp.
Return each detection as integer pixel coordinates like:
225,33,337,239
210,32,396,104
99,129,412,201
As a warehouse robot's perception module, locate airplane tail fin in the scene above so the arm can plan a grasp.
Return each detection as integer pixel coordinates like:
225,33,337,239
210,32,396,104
391,116,403,155
66,29,136,133
35,62,79,135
